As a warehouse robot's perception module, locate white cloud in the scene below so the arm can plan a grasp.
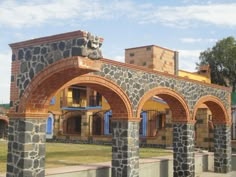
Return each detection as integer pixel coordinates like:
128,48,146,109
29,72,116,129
181,38,203,43
1,0,236,29
0,0,109,28
0,0,149,28
178,49,202,72
0,52,11,103
181,38,217,43
113,56,125,63
140,3,236,27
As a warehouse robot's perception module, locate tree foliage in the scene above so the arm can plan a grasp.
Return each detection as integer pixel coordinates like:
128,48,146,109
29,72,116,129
197,36,236,91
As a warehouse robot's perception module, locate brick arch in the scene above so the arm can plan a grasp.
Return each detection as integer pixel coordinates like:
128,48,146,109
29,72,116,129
0,116,9,124
18,57,133,119
136,87,191,122
18,57,95,114
59,74,133,119
193,95,230,124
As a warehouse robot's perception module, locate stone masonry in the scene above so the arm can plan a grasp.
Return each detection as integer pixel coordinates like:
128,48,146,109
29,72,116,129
8,30,232,177
95,63,230,115
173,123,195,177
112,120,139,177
214,124,231,173
7,118,46,177
10,31,103,110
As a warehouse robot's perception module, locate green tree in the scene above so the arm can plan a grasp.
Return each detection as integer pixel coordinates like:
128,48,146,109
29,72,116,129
197,36,236,91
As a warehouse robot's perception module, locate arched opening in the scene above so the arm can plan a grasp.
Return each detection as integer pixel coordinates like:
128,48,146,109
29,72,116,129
137,88,190,146
194,105,214,151
137,88,190,123
193,95,231,173
61,75,132,119
140,110,166,137
66,115,82,134
137,87,193,176
9,57,134,177
193,96,230,125
17,58,133,120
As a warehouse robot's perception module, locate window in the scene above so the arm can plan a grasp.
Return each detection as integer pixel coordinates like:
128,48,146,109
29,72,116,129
50,97,56,105
129,53,135,57
146,47,151,51
72,88,80,104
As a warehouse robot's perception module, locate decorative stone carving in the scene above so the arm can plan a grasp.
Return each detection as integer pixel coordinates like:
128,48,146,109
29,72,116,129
11,32,103,105
81,32,103,60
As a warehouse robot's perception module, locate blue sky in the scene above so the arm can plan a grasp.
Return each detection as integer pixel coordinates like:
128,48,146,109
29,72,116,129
0,0,236,103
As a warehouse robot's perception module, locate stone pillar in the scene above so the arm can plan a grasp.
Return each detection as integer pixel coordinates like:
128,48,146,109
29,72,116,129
7,118,46,177
81,112,92,137
111,119,139,177
173,123,195,177
214,124,231,173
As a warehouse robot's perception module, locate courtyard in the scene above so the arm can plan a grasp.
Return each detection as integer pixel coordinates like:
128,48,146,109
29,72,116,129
0,141,171,173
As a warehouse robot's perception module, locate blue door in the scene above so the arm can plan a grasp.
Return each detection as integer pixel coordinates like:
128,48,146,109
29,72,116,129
104,110,112,135
46,113,54,139
140,111,147,137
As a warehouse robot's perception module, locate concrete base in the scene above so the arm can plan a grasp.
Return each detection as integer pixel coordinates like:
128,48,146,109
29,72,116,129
44,153,236,177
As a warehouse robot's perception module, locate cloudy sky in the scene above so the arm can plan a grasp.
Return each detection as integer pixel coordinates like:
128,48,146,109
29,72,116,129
0,0,236,103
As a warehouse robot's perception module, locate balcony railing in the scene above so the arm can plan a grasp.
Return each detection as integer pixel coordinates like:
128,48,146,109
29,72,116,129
60,96,101,108
89,95,102,107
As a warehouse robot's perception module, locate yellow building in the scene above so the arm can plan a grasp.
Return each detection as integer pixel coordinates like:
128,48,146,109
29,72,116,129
179,67,211,83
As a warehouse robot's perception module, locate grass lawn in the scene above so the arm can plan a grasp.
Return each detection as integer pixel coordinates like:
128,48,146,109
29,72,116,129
0,141,172,173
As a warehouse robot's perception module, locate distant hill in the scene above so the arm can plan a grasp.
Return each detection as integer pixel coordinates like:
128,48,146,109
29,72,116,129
0,104,10,109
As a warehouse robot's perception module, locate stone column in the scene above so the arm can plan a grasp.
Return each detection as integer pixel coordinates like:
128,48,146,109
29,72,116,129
111,119,140,177
214,124,231,173
81,112,92,137
173,123,195,177
7,118,46,177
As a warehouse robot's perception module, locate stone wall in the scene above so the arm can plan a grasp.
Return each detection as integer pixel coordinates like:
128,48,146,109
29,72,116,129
173,123,195,177
112,120,139,177
7,118,46,177
214,124,231,173
95,63,230,116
